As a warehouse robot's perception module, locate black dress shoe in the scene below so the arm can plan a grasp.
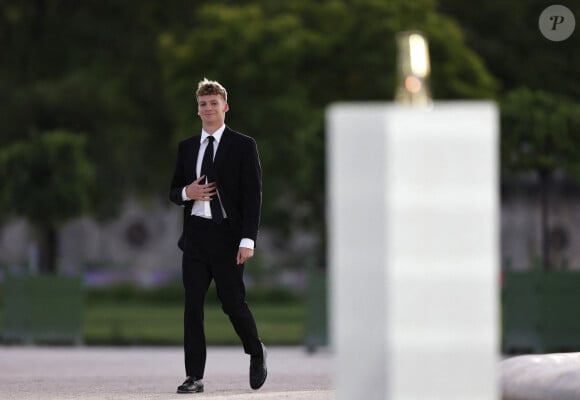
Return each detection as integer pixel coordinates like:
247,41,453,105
177,377,204,394
250,343,268,390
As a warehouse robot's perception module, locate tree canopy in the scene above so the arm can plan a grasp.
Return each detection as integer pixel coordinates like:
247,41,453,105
438,0,580,99
501,88,580,178
158,0,497,239
0,130,95,272
1,0,499,267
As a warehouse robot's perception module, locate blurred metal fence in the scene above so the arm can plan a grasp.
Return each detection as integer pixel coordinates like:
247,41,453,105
2,274,83,344
503,269,580,353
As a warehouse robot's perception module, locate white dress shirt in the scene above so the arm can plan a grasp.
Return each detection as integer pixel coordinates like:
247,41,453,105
181,125,254,250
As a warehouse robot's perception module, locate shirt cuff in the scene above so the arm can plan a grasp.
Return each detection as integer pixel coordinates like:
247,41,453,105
239,238,255,249
182,186,190,201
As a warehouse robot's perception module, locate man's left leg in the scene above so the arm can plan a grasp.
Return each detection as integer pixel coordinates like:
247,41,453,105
209,223,267,389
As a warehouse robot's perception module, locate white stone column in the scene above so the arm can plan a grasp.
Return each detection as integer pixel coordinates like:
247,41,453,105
327,102,499,400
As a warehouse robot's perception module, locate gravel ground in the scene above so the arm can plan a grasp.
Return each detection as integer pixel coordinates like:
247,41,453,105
0,346,335,400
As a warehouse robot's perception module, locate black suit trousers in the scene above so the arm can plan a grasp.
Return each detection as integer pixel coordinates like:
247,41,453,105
181,216,261,379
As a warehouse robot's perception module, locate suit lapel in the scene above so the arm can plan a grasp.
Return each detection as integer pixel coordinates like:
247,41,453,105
213,127,232,174
188,135,201,182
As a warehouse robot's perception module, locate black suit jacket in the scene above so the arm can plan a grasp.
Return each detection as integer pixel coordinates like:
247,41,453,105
169,127,262,249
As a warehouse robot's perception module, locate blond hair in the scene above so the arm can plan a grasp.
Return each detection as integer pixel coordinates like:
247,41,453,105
196,78,228,102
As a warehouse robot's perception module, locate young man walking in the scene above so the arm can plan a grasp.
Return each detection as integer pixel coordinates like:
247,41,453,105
169,78,267,393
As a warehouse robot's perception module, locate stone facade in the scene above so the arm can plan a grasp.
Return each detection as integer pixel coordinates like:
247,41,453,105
501,177,580,271
0,198,182,286
2,182,580,284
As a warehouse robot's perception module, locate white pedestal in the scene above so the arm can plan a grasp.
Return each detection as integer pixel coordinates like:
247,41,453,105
327,102,499,400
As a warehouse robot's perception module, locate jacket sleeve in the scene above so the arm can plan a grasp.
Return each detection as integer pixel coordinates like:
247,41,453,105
239,137,262,241
169,141,189,206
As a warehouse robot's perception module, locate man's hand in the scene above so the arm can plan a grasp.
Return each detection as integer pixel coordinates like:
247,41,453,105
237,247,254,265
185,176,217,201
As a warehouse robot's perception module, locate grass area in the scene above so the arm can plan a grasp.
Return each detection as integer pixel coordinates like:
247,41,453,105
0,283,306,345
84,301,304,345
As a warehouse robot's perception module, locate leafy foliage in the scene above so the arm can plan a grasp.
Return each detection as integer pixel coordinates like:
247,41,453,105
0,0,498,268
0,131,95,273
158,0,497,244
0,131,95,226
438,0,580,99
0,0,177,217
501,88,580,178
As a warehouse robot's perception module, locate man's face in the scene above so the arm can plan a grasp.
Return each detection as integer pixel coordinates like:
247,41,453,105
197,94,228,125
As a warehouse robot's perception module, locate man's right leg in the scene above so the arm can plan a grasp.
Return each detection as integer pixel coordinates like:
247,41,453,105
182,250,212,380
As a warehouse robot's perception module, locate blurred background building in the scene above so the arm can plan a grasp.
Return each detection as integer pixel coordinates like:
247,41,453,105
2,178,580,286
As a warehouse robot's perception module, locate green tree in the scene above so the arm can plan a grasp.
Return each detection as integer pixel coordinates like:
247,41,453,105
0,0,499,270
437,0,580,99
159,0,497,265
0,0,178,217
0,131,95,273
501,88,580,268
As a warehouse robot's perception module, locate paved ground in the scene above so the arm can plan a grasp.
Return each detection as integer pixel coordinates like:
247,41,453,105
0,346,335,400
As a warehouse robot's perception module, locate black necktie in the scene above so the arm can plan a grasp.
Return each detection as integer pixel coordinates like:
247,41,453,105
200,136,223,223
